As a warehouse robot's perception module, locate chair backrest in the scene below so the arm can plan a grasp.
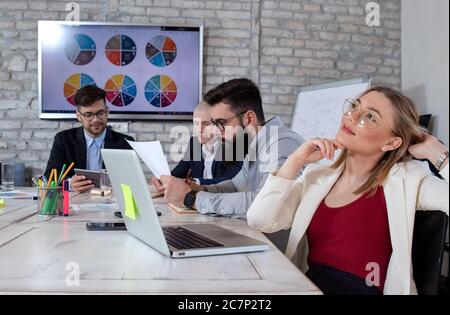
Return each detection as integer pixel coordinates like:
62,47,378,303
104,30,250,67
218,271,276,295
412,211,449,295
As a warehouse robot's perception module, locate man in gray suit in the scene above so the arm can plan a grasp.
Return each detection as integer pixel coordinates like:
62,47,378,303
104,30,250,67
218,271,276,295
159,78,304,219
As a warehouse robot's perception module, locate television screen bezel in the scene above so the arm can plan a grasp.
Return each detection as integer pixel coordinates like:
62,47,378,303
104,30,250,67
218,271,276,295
38,20,203,121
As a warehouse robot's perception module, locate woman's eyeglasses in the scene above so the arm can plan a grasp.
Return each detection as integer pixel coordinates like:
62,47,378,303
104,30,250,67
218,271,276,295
342,98,397,135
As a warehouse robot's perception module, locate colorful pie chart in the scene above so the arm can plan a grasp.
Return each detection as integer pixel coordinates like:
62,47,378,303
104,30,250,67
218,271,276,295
105,35,137,66
65,34,96,65
146,35,177,67
145,75,178,108
104,75,137,107
63,73,96,106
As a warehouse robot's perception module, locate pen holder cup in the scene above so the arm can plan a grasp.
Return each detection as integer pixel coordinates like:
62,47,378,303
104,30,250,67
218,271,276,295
37,187,63,216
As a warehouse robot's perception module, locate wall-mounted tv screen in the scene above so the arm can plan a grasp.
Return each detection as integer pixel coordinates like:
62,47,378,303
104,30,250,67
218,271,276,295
38,21,203,120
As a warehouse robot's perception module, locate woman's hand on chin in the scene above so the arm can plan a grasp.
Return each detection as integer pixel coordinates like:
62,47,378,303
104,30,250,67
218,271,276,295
277,138,345,180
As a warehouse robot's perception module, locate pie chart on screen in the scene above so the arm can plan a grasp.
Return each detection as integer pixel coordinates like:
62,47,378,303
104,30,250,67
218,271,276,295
145,75,178,108
65,34,96,65
63,73,96,106
104,74,137,107
146,35,177,67
105,35,137,66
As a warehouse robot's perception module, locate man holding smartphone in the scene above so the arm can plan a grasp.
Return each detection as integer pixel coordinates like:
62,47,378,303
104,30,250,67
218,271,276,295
44,85,134,193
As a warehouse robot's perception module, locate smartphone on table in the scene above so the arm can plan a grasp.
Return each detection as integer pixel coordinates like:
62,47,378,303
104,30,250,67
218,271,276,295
86,222,127,231
114,211,161,218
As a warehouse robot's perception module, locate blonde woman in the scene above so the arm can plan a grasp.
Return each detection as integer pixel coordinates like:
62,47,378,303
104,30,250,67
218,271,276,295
247,87,449,295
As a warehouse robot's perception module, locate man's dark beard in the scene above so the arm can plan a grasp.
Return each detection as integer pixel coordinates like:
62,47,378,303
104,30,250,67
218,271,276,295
219,125,249,164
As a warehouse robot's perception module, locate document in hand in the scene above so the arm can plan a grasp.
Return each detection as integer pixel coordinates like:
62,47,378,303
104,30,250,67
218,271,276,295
126,140,171,179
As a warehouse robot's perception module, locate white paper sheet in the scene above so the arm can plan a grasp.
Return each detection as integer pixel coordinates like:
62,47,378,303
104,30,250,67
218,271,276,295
126,140,171,179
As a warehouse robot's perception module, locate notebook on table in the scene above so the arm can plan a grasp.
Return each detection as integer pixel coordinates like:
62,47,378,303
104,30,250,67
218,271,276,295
168,203,198,214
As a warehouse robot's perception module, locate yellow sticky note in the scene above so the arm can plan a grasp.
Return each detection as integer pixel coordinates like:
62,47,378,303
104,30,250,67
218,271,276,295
120,184,138,220
0,198,5,207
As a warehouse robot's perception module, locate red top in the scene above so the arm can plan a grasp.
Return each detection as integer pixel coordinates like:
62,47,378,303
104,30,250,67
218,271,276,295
307,187,392,291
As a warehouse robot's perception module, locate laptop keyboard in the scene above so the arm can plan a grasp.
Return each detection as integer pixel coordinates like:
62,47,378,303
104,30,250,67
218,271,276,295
163,226,224,250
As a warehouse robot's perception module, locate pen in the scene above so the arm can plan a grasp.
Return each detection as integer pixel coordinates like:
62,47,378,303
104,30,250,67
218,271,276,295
60,162,75,182
47,169,56,188
58,164,67,184
185,169,192,183
32,177,40,187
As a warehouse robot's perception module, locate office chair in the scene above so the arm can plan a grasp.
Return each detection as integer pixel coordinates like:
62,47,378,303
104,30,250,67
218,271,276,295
446,242,450,293
412,211,449,295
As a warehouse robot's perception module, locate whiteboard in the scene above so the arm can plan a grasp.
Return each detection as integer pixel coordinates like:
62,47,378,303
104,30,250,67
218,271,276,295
291,77,371,141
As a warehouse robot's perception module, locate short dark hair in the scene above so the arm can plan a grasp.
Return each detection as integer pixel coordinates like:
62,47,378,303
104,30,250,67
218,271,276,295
204,78,265,123
74,85,106,108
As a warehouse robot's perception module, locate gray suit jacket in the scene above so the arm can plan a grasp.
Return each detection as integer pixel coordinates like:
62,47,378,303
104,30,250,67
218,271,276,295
195,116,304,219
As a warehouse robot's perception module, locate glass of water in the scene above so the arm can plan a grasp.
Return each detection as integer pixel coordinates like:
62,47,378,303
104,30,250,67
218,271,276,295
1,163,15,191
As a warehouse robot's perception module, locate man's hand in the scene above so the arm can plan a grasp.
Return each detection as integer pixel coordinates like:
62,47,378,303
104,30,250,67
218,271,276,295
71,175,94,193
160,175,192,208
151,176,166,194
186,179,206,192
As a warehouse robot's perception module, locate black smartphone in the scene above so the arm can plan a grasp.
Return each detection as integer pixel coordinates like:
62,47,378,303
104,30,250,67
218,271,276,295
114,211,161,218
74,169,101,188
86,222,127,231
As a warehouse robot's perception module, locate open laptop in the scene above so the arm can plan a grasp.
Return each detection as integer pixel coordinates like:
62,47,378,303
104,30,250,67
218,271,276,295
101,149,269,258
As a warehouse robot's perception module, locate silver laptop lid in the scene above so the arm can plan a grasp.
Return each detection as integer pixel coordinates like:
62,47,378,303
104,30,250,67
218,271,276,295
101,149,171,257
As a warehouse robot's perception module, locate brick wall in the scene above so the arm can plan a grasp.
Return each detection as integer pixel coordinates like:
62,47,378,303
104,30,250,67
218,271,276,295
0,0,401,179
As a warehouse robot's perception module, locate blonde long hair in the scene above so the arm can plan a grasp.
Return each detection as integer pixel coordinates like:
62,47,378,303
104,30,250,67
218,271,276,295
331,87,427,196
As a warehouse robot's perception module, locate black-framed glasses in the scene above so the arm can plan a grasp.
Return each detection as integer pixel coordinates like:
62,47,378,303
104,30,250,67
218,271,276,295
211,110,248,131
342,98,398,135
78,109,108,121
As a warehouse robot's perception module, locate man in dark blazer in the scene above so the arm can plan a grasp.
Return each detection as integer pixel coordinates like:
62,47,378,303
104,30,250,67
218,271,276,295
152,101,243,190
171,136,243,185
44,85,134,192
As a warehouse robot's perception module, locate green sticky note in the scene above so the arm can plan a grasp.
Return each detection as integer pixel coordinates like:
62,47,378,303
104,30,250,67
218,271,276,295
120,184,138,220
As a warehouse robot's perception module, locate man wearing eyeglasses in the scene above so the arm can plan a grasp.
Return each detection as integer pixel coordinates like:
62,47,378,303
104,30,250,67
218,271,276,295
160,78,304,218
44,85,134,192
152,101,243,192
